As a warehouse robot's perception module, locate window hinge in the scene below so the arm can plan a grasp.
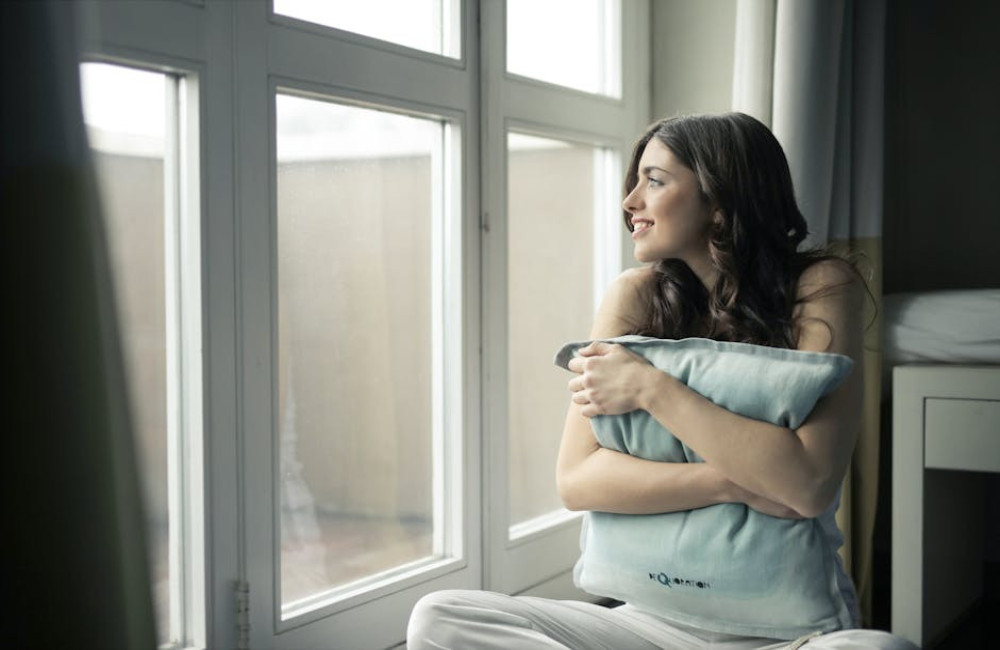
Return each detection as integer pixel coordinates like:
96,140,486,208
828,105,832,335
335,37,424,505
236,580,250,650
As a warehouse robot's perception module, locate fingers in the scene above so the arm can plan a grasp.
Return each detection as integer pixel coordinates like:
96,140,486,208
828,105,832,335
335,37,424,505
568,378,591,405
567,352,603,374
568,377,600,416
576,341,615,357
567,342,624,419
571,391,603,417
569,342,618,373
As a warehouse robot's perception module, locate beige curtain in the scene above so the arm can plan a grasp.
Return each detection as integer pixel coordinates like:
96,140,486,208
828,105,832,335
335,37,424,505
2,0,156,646
732,0,887,625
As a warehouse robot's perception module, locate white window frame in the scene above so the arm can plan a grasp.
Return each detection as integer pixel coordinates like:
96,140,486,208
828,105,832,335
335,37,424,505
78,1,233,648
76,0,649,647
480,0,649,597
236,2,481,648
259,79,473,637
78,10,209,650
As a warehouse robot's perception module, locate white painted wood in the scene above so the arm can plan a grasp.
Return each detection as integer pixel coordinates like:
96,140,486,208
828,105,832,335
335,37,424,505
480,0,650,598
267,22,470,112
516,569,599,602
92,0,207,64
238,1,483,647
269,6,464,65
232,4,275,649
925,398,1000,472
163,70,185,647
177,58,209,650
78,2,223,646
201,4,241,647
891,366,925,646
891,364,1000,647
502,517,583,595
78,0,651,646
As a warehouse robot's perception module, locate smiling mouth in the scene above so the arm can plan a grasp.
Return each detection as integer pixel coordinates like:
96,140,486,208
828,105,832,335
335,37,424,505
632,220,652,233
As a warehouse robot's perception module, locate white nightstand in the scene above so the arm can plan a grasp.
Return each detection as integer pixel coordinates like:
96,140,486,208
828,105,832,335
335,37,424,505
891,365,1000,647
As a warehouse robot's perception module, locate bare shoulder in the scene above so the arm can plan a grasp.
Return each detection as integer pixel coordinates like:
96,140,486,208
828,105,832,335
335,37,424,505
796,258,862,300
590,266,657,338
794,258,865,354
617,265,658,293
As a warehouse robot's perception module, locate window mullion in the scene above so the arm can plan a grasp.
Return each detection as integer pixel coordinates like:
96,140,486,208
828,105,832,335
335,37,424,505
163,70,186,649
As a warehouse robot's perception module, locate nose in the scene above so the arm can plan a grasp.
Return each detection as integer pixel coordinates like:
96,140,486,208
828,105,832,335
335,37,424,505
622,183,642,214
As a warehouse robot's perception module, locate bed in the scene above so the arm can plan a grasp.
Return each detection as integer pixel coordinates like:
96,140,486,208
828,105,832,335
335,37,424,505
885,289,1000,647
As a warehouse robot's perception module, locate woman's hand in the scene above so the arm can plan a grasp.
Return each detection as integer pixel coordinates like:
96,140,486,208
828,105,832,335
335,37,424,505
566,342,663,417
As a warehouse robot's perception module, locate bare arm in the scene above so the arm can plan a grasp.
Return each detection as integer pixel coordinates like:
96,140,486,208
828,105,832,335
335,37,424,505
570,260,863,517
556,268,800,517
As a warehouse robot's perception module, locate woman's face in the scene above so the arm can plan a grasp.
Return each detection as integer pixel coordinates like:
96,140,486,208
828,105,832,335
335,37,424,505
623,139,717,265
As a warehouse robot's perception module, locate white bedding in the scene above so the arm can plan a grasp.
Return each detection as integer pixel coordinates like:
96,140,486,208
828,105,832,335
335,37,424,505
882,289,1000,394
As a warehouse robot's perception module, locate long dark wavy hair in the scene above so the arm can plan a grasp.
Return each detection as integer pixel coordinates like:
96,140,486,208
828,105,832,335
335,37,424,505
624,112,851,349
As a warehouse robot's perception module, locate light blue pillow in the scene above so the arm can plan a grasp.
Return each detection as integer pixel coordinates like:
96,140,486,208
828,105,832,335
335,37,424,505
554,335,856,639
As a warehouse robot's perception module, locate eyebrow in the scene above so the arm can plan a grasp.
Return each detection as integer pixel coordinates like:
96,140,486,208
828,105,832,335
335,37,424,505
641,165,670,176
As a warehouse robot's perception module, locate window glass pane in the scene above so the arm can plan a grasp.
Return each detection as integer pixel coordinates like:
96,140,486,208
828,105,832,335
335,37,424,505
277,94,445,610
506,0,621,96
507,133,602,533
274,0,460,58
81,62,172,645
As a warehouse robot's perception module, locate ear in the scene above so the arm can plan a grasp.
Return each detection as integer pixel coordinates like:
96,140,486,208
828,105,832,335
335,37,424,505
712,208,725,226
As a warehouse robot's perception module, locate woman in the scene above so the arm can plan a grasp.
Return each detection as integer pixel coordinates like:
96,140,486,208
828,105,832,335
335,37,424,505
407,114,915,649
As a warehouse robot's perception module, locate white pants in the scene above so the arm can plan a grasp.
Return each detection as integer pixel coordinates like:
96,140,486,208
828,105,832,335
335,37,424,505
406,590,919,650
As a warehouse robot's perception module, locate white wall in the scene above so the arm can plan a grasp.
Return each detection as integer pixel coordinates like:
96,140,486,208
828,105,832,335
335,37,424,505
650,0,738,119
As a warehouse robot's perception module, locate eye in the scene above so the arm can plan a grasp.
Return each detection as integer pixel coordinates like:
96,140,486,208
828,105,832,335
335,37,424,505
647,176,663,187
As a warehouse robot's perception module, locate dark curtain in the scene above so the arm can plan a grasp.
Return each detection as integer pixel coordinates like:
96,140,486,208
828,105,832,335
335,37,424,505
1,0,156,647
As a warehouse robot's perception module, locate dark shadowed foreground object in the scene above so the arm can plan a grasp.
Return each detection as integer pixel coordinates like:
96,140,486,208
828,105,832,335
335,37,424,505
1,0,156,647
